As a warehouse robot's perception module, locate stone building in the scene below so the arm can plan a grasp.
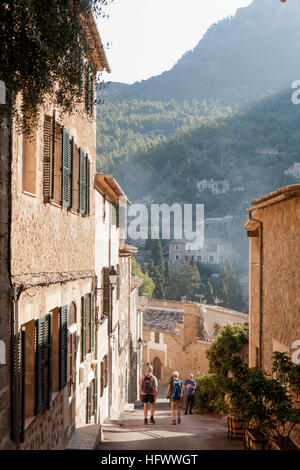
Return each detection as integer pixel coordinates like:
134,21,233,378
197,179,230,196
245,184,300,446
142,299,248,385
169,238,233,267
0,14,110,450
284,162,300,180
245,184,300,372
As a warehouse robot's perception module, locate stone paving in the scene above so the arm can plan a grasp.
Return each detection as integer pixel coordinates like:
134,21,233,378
97,396,244,451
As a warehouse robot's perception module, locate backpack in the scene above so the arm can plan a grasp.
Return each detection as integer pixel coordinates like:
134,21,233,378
142,374,155,394
171,380,182,400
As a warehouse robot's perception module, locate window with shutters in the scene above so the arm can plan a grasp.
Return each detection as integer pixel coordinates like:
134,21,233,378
53,121,62,205
59,306,68,390
43,115,53,202
85,155,91,216
81,296,87,362
34,314,53,415
79,148,86,215
92,377,98,417
100,361,104,397
102,268,110,316
23,127,37,195
62,128,70,207
68,332,77,398
86,383,92,424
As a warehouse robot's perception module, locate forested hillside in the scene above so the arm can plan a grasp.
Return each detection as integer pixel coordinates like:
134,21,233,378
96,0,300,207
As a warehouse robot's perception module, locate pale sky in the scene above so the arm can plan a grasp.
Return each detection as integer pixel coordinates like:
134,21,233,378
97,0,253,84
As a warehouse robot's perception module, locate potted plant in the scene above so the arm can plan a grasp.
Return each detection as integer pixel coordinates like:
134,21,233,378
225,355,300,450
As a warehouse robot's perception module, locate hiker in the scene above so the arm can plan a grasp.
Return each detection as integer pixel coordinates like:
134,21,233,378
139,365,158,425
166,371,183,425
183,373,196,415
167,374,175,407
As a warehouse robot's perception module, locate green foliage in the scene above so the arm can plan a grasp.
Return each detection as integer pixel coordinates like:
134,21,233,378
194,374,228,415
225,355,300,449
272,351,300,396
0,0,109,129
131,257,155,298
165,262,202,302
206,323,248,377
211,259,246,311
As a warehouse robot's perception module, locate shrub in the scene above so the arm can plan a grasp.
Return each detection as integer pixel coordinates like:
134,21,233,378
194,374,228,414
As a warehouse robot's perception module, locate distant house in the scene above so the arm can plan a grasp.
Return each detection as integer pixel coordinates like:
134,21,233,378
284,162,300,179
142,299,248,384
197,179,230,196
169,238,233,266
256,148,280,156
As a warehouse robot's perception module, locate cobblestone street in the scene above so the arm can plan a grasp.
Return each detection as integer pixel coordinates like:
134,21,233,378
98,391,244,451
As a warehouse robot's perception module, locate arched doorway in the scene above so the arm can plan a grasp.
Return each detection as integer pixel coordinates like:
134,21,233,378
153,357,162,380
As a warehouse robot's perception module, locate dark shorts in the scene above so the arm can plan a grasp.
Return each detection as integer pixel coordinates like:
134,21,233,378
141,394,155,404
171,398,181,403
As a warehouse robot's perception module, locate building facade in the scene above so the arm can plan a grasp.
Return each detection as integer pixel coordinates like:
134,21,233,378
169,238,233,267
0,15,110,450
284,162,300,180
143,299,248,385
245,184,300,372
197,179,230,196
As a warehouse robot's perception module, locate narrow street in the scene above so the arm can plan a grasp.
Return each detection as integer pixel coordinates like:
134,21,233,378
98,387,244,451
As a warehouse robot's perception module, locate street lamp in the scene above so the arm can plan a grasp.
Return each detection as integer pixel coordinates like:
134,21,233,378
132,337,143,351
108,266,118,286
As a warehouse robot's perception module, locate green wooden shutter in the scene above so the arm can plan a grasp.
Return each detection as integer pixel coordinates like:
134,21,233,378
85,155,90,216
62,128,70,207
11,332,21,443
86,384,92,424
69,137,75,210
117,264,120,300
90,292,95,352
59,306,68,390
103,268,110,315
93,377,98,416
81,296,87,361
79,148,86,214
47,313,53,408
35,317,47,415
20,327,26,443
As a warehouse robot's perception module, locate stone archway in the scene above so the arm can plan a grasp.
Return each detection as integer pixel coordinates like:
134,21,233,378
153,357,162,380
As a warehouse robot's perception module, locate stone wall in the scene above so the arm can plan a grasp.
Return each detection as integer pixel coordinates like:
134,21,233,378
248,197,300,374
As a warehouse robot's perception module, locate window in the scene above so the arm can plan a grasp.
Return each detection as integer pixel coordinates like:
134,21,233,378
43,114,90,215
23,128,37,195
58,306,68,391
34,314,53,415
175,255,179,260
68,302,76,327
209,255,215,263
100,355,108,397
102,195,106,221
155,332,160,344
68,332,77,398
81,293,95,361
84,64,96,117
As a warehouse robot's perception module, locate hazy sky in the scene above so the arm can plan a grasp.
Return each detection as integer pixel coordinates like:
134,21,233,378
98,0,252,84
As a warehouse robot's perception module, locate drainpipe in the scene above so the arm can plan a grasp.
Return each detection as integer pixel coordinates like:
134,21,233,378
247,208,263,369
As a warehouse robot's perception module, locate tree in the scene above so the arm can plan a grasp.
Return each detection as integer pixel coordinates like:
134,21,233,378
0,0,110,130
150,239,165,274
166,261,202,302
148,259,165,299
131,257,155,298
205,281,215,305
225,354,300,450
206,323,248,377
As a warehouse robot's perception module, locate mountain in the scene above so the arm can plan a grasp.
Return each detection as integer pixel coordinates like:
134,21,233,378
96,0,300,184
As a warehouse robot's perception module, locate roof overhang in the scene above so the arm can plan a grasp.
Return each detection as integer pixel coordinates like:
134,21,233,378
83,12,111,73
119,244,138,257
95,173,130,204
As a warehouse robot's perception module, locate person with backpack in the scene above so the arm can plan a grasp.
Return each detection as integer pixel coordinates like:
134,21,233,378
166,371,183,425
139,365,158,425
183,373,196,415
